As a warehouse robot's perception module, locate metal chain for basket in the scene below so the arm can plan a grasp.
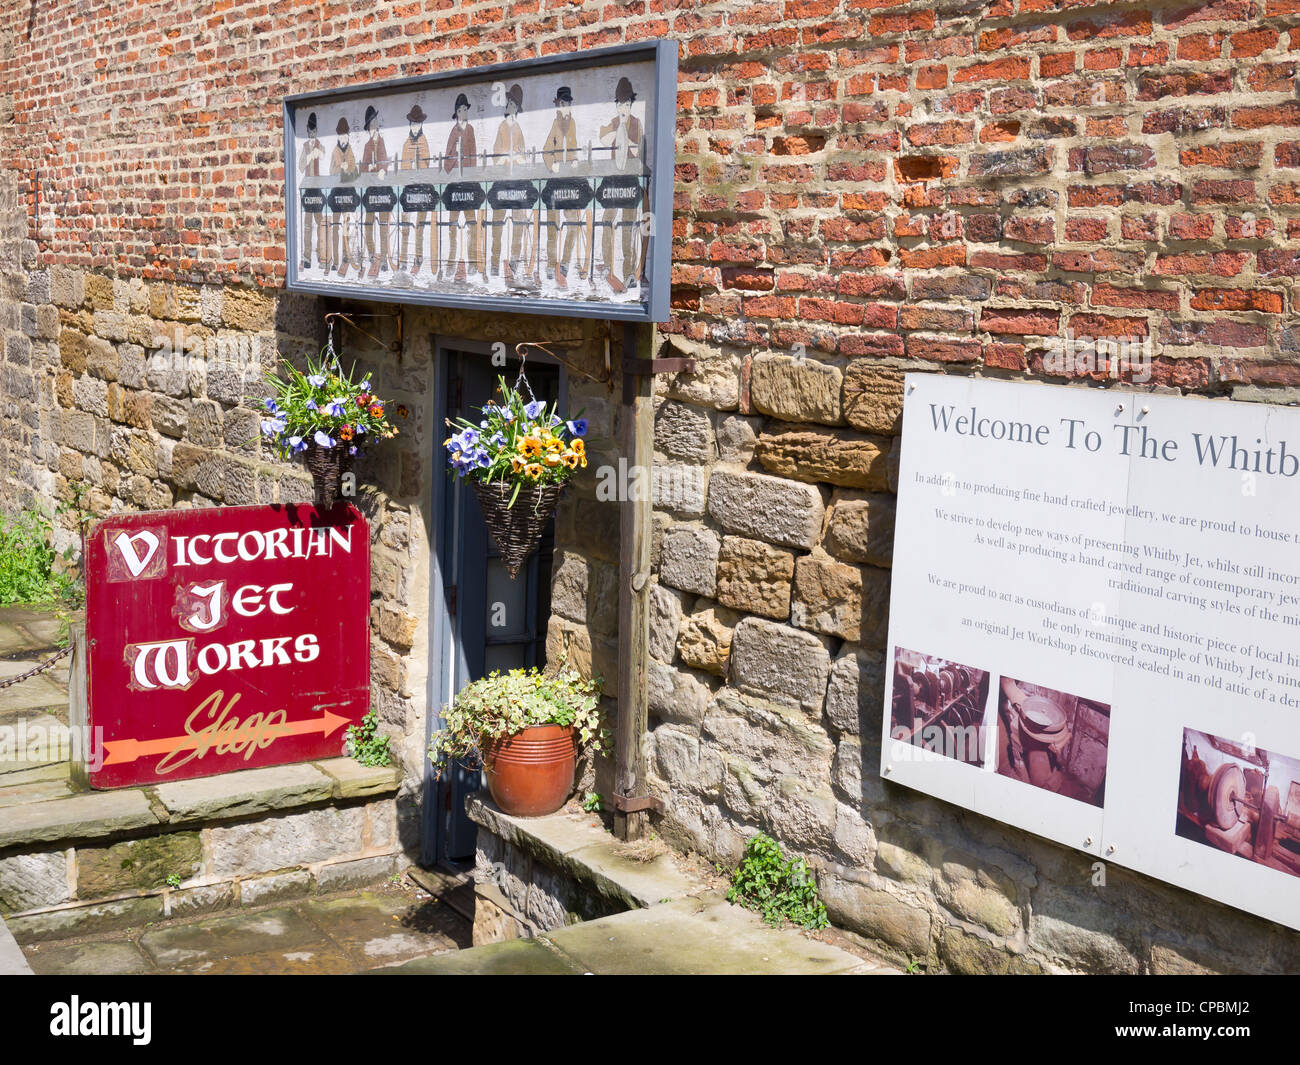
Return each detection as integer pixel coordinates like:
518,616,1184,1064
0,645,71,690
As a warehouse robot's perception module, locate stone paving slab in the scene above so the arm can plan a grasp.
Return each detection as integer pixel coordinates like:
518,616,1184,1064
139,906,324,970
0,788,159,849
154,762,335,821
0,608,65,658
26,939,151,975
535,896,877,975
0,675,70,718
300,892,466,967
22,881,472,975
0,775,74,809
376,937,582,975
0,917,32,974
0,760,68,785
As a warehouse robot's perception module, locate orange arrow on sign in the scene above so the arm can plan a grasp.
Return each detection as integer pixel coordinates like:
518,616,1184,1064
102,707,350,767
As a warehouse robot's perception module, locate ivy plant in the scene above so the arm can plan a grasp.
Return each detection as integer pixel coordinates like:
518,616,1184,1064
726,833,829,930
346,710,393,768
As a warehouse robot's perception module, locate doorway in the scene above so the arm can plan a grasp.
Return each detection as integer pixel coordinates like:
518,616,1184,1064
422,339,563,866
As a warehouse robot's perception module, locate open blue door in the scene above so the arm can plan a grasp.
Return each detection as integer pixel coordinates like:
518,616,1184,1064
422,343,561,866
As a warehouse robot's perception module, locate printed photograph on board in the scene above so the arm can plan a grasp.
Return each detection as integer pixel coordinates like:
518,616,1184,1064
994,678,1109,806
1177,728,1300,879
890,648,990,766
286,48,670,318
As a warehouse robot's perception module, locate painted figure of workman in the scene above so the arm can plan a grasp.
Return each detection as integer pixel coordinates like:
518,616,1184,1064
543,85,584,289
489,83,529,286
360,105,394,280
297,112,328,271
328,116,359,279
443,92,480,283
597,76,645,295
398,103,433,275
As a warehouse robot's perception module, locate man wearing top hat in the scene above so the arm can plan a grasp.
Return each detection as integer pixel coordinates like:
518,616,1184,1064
359,105,394,279
328,116,359,278
297,112,328,272
542,85,584,289
442,92,480,283
398,103,433,275
597,76,645,295
489,83,529,285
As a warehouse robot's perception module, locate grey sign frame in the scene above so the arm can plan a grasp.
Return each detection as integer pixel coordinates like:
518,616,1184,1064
283,40,678,323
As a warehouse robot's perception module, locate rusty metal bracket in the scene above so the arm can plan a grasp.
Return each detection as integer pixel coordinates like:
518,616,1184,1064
611,793,665,815
621,353,697,404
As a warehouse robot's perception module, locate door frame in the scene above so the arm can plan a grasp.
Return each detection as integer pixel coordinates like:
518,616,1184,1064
420,335,567,867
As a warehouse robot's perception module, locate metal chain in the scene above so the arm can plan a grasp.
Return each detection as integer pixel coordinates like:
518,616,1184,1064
0,646,71,690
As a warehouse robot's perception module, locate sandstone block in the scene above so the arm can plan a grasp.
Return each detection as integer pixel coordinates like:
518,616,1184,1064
751,352,843,424
729,617,834,712
659,524,720,598
707,467,825,550
843,362,906,435
755,423,891,490
822,490,895,567
715,536,794,619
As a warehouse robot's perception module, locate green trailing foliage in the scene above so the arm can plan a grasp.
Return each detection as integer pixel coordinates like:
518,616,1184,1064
346,710,393,768
0,507,80,607
726,833,829,931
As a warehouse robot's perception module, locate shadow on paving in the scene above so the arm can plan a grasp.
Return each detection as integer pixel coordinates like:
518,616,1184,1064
23,889,472,975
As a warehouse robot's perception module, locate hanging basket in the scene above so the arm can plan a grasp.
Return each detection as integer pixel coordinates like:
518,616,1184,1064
303,442,353,509
472,479,562,579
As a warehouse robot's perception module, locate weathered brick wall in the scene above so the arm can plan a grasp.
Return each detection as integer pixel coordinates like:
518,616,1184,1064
5,0,1300,972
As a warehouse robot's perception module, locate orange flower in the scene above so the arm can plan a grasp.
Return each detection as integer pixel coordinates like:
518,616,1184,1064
510,454,527,473
520,436,543,457
571,438,585,456
368,404,385,418
524,463,544,480
339,424,354,441
562,452,580,469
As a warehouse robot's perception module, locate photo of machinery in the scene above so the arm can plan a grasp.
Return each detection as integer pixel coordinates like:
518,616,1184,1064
1177,728,1300,879
890,648,990,766
994,678,1110,806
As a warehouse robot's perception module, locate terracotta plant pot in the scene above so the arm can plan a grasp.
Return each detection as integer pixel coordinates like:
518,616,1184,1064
482,724,577,817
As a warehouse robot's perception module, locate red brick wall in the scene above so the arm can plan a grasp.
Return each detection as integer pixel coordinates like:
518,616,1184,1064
5,0,1300,390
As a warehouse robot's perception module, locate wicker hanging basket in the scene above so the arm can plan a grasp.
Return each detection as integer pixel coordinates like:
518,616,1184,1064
303,441,353,508
472,479,562,579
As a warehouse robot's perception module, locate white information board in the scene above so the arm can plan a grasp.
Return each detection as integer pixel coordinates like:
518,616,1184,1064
884,373,1300,930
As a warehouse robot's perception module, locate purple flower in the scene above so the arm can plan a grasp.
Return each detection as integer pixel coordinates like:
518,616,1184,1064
325,398,346,417
567,418,588,438
355,423,366,434
288,435,306,453
307,374,326,388
349,445,359,455
305,399,318,411
313,430,334,448
263,398,279,413
525,400,544,419
260,416,286,436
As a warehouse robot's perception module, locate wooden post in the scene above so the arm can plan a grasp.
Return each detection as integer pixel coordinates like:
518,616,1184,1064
614,321,653,841
67,621,89,790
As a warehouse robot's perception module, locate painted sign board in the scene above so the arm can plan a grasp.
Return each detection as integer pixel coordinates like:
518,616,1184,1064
283,40,678,322
85,504,370,789
885,374,1300,931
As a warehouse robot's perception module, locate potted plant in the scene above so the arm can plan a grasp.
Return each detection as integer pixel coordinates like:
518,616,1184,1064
261,352,401,507
444,374,587,579
429,665,608,817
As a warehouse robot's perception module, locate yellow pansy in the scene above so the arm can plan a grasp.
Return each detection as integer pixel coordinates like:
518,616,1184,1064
524,462,544,480
510,455,527,473
571,438,585,456
520,436,543,457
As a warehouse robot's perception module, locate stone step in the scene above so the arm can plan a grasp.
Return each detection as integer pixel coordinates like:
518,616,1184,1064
375,895,898,976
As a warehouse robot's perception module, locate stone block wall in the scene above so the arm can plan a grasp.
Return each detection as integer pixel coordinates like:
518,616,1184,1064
5,0,1300,972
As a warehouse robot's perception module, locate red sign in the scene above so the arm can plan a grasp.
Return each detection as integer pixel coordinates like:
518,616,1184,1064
85,504,371,789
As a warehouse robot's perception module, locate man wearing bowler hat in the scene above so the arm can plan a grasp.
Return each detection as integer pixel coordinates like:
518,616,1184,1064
598,76,645,295
398,103,432,275
328,116,359,278
542,85,584,288
297,112,328,272
359,104,394,280
442,92,480,283
489,83,529,285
